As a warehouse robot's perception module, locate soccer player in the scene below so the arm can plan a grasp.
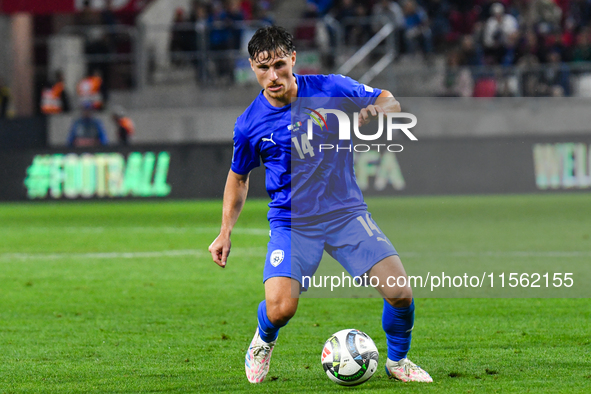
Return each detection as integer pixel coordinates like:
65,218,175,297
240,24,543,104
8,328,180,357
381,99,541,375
208,26,432,384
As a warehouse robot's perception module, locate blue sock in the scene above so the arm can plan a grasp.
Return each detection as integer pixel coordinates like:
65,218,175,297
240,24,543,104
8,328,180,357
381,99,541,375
382,299,415,361
257,300,285,343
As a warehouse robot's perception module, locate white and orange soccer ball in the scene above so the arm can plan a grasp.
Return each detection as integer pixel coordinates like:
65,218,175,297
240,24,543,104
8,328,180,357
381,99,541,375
321,329,379,386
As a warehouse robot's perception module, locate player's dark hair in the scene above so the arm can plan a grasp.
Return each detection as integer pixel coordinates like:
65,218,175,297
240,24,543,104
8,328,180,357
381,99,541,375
248,26,295,62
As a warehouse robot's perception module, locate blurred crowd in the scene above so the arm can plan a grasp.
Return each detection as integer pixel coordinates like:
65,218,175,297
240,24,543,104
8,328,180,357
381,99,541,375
75,0,135,91
69,0,591,96
169,0,275,83
171,0,275,47
437,0,591,96
306,0,591,63
308,0,591,96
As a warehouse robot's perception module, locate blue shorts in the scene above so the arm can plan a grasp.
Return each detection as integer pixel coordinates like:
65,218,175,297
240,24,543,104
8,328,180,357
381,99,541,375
263,210,398,290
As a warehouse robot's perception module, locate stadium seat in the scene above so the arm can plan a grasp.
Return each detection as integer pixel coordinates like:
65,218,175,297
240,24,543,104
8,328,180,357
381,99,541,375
473,78,497,97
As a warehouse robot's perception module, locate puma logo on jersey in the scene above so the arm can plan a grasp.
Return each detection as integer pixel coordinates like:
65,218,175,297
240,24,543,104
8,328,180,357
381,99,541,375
377,237,390,244
261,133,276,145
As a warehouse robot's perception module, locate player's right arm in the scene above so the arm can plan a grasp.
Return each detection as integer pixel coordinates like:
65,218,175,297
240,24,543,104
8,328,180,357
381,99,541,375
208,169,250,268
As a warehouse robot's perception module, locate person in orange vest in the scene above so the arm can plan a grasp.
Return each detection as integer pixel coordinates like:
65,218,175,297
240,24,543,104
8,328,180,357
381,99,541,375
77,69,104,111
112,106,135,145
40,71,70,115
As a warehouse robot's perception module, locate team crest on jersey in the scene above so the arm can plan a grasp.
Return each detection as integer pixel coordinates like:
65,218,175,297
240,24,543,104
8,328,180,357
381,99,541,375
270,249,284,267
287,121,303,132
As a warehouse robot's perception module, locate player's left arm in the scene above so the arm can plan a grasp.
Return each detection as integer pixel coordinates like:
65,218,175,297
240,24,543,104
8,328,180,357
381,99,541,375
358,90,401,127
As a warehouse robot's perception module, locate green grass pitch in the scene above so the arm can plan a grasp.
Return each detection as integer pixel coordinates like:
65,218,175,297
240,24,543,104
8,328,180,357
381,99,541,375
1,194,590,393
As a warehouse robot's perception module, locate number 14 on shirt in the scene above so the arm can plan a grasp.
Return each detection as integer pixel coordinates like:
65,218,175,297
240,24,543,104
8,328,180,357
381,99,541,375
292,134,315,159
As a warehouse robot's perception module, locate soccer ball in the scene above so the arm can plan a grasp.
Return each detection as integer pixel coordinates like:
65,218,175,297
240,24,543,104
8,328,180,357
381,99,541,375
321,329,379,386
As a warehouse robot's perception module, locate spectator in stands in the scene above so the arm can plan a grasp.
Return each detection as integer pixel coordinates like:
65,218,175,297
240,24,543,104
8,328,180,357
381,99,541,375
522,72,542,96
568,0,591,31
516,29,544,64
423,0,451,50
257,0,275,15
539,50,571,95
78,0,101,26
67,104,108,147
402,0,433,57
447,1,479,41
101,0,119,27
0,78,10,119
561,17,577,49
112,106,135,145
500,31,520,66
572,29,591,62
101,0,122,53
511,0,530,24
371,0,407,55
441,49,474,97
458,34,483,66
85,30,112,91
76,0,118,91
239,0,253,20
355,3,373,46
40,70,71,115
208,1,240,51
339,0,358,40
188,1,210,82
190,1,210,31
208,0,244,83
307,0,334,17
543,31,571,62
225,0,245,50
337,0,355,20
483,3,519,64
372,0,406,31
518,51,544,96
526,0,562,34
170,8,191,66
252,0,274,25
77,69,106,111
101,0,120,50
295,2,321,50
477,0,502,22
331,0,371,47
516,31,545,96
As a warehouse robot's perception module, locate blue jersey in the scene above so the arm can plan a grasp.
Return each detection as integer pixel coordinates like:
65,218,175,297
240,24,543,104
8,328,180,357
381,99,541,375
231,74,382,221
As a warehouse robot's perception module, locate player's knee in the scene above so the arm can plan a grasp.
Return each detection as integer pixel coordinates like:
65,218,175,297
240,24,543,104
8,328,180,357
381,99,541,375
266,298,297,326
385,286,413,308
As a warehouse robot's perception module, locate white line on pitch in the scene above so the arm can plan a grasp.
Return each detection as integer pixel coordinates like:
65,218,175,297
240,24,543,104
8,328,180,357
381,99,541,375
2,249,590,262
0,247,266,262
0,227,270,235
402,251,591,258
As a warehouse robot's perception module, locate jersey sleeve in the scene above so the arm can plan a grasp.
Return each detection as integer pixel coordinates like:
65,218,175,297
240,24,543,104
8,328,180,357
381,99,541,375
330,74,382,107
230,121,260,175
